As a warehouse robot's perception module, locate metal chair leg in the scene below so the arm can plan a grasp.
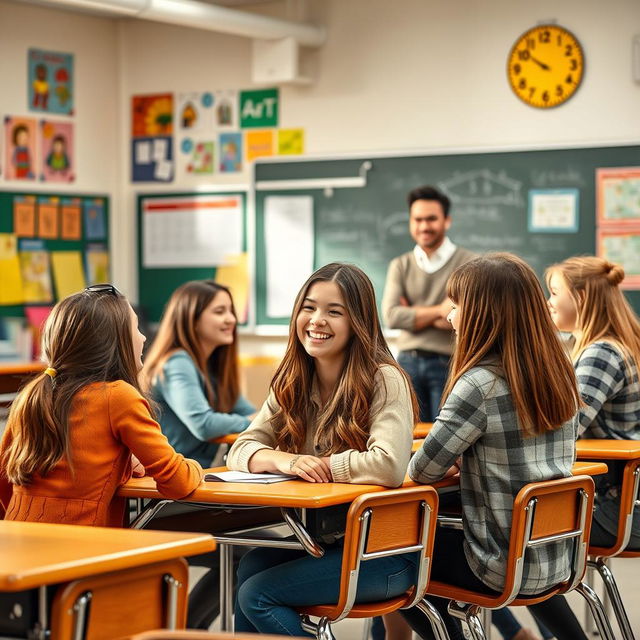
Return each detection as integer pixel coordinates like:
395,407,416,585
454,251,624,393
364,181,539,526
447,601,487,640
575,581,618,640
316,616,336,640
415,598,452,640
361,617,373,640
584,565,597,637
589,558,636,640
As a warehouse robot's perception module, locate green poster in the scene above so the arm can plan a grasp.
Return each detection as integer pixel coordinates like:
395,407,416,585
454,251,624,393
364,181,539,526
240,88,279,128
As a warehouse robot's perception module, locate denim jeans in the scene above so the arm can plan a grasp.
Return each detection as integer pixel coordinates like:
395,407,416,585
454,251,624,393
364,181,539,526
235,543,417,636
397,351,450,422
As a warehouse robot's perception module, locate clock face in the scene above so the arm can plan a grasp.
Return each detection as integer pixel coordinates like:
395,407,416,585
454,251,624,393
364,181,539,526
507,25,584,108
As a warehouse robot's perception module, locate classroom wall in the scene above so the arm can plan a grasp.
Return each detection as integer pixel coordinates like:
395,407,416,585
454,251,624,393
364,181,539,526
1,0,639,357
0,1,119,194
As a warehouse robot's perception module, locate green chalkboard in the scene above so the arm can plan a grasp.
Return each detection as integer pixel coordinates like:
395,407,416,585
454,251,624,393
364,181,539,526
255,145,640,325
0,190,109,318
137,191,247,322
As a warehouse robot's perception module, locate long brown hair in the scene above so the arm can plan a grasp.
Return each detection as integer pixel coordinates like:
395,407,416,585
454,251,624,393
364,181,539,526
444,253,580,436
3,288,141,485
270,263,418,454
140,280,240,412
545,256,640,370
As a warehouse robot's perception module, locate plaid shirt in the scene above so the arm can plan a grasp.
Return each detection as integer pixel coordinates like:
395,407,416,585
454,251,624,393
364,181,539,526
575,342,640,440
409,364,578,594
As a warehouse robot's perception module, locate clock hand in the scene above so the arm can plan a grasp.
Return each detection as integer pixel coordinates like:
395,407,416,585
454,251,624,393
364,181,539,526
530,56,551,71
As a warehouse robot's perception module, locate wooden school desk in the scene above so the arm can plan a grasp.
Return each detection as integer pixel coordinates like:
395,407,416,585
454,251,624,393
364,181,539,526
0,362,44,406
119,470,459,631
576,439,640,461
0,520,215,640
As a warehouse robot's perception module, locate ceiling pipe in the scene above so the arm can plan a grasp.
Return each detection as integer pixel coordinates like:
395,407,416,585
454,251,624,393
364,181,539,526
16,0,326,47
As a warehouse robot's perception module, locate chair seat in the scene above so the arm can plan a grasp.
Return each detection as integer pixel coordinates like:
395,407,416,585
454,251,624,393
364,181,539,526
297,594,410,619
427,579,566,610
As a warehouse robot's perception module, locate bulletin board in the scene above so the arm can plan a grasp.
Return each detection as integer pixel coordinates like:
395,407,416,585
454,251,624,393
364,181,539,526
136,190,248,323
0,190,109,318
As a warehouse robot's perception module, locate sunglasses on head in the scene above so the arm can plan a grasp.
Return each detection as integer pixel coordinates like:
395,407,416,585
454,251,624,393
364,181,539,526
85,284,121,296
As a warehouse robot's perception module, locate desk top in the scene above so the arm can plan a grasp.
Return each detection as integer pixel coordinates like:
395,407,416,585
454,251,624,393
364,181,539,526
0,520,215,591
118,467,458,508
577,439,640,460
213,433,239,445
0,362,45,376
414,422,433,438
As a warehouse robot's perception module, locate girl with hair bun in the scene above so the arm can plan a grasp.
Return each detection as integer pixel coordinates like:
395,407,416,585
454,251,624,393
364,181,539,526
546,256,640,548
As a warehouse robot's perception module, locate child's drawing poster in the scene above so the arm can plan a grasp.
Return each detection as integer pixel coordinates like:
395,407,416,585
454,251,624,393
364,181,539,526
219,132,242,173
19,239,54,304
40,120,74,182
84,198,106,240
132,93,173,138
180,138,214,176
177,92,214,134
213,90,238,130
28,49,74,115
4,116,37,181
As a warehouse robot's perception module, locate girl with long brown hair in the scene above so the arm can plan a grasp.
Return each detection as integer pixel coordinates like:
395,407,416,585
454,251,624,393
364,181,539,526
0,285,202,527
226,262,418,636
141,280,255,468
402,253,589,640
546,256,640,548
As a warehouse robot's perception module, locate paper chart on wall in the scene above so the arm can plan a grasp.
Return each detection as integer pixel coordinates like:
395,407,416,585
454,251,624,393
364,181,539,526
265,196,314,318
142,195,243,268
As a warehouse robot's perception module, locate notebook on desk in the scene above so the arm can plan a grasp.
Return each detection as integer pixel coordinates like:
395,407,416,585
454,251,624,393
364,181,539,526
204,470,296,484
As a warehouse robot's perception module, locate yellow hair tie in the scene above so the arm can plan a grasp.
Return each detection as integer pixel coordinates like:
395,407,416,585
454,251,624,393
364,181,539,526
44,367,57,379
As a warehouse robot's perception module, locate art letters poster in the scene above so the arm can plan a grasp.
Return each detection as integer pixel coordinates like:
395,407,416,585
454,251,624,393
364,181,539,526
4,116,37,181
132,93,174,182
40,120,74,182
28,49,74,116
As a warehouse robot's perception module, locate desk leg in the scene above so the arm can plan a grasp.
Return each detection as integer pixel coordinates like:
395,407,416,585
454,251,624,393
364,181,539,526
219,543,234,632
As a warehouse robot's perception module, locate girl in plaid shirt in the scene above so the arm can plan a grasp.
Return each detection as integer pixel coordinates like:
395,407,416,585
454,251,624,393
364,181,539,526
547,256,640,549
403,253,589,640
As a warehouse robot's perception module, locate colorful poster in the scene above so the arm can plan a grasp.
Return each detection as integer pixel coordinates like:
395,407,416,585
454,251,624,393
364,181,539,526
0,234,25,305
51,251,86,299
177,92,214,133
40,120,74,182
28,48,74,115
213,90,238,130
528,189,579,233
4,116,37,181
597,229,640,289
19,239,53,303
181,138,214,175
240,88,279,128
61,198,82,240
24,306,53,360
37,197,59,239
85,244,110,285
132,93,173,137
84,199,106,240
246,130,274,163
132,136,174,182
219,132,242,173
597,167,640,225
13,195,36,237
278,128,304,155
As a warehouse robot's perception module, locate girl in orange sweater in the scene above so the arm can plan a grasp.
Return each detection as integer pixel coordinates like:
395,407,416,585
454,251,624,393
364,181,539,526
0,284,203,527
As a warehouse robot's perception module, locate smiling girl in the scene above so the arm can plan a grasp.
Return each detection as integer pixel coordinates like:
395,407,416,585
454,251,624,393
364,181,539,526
226,262,418,636
141,280,255,468
546,256,640,549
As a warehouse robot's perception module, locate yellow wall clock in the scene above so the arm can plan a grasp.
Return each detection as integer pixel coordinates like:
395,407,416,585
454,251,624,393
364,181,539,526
507,24,584,108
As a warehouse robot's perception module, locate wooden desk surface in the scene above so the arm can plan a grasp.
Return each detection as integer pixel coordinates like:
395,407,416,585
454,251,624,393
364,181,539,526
212,433,239,445
118,467,459,508
0,362,45,395
577,439,640,460
413,422,433,438
0,520,215,591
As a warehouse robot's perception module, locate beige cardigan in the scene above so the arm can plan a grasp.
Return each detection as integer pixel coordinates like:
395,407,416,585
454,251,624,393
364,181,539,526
227,365,413,487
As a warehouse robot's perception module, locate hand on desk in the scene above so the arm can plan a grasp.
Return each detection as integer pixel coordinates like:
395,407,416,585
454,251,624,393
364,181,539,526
131,454,146,477
288,455,333,483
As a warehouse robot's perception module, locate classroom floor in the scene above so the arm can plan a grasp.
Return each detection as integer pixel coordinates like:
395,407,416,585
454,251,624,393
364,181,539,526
197,557,640,638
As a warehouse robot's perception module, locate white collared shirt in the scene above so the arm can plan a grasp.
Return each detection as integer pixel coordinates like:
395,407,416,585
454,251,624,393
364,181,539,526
413,236,457,274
